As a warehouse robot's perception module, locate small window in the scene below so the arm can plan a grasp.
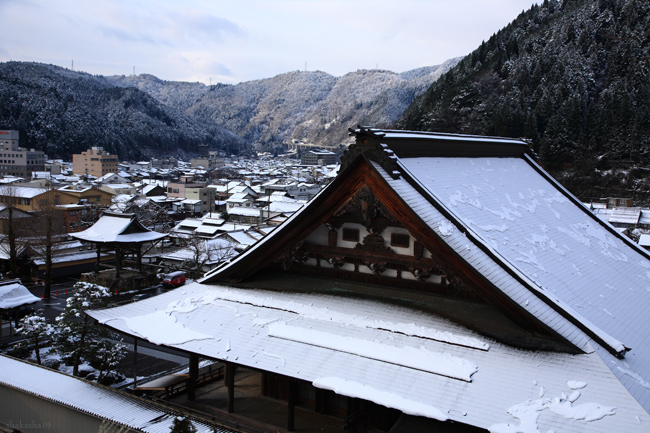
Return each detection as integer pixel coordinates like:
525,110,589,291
391,233,410,248
342,228,360,242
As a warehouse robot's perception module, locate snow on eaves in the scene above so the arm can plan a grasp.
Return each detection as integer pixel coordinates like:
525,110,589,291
88,282,650,432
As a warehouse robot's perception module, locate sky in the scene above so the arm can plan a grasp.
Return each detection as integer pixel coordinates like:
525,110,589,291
0,0,539,85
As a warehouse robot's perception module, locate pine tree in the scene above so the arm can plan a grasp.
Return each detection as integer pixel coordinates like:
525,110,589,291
169,415,197,433
53,282,115,376
16,310,53,365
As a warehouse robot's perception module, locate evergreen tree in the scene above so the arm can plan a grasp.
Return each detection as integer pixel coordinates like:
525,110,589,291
53,282,117,377
16,310,53,365
169,415,197,433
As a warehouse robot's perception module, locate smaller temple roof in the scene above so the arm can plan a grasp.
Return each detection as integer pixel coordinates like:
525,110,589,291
0,280,40,309
71,212,166,244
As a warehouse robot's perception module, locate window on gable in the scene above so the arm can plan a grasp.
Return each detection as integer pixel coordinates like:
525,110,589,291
391,233,410,248
342,228,360,242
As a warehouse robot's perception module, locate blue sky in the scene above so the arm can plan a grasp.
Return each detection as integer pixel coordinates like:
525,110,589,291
0,0,539,84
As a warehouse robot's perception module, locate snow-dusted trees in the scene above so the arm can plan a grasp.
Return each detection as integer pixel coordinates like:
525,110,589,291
16,310,53,365
169,415,197,433
54,282,125,380
182,235,235,278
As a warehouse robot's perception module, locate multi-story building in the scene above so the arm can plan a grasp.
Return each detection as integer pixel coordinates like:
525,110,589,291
0,130,46,178
167,176,215,215
72,147,119,177
190,151,225,170
301,150,337,166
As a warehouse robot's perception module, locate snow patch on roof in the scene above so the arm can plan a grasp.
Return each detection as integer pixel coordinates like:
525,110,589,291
314,376,448,421
269,323,478,382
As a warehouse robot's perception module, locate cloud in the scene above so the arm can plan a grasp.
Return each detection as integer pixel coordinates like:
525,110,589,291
99,26,163,45
181,13,245,43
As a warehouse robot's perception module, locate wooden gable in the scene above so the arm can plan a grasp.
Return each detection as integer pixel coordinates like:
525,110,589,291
205,154,573,351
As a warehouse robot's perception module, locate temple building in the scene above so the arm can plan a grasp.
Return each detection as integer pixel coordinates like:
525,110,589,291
88,127,650,432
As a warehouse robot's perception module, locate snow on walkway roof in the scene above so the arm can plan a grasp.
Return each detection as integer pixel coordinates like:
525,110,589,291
0,281,39,309
71,212,166,244
0,355,229,433
88,282,649,432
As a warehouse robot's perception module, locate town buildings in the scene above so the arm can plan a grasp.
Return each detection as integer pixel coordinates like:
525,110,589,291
0,130,46,178
301,149,337,166
72,146,119,177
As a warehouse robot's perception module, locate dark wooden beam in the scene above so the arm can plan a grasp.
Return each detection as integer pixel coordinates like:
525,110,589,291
287,380,298,431
226,361,235,413
187,353,198,402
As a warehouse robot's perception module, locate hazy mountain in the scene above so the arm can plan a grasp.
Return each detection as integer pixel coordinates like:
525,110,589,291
399,0,650,203
107,59,460,151
0,62,249,160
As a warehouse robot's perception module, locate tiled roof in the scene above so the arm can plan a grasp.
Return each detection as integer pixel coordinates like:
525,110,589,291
89,282,650,432
0,355,231,433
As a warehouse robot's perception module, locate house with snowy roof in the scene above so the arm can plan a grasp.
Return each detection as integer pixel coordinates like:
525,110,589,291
89,127,650,433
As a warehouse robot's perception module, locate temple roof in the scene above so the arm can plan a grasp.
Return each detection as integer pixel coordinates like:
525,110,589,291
71,211,166,244
200,127,650,415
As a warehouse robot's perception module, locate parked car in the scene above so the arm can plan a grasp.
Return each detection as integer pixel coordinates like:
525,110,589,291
162,271,186,288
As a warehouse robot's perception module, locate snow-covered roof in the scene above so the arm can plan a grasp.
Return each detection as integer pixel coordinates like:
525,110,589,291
609,207,641,225
71,212,166,244
638,234,650,248
0,185,45,199
0,355,227,433
227,206,261,217
89,282,649,432
200,128,650,421
0,281,39,309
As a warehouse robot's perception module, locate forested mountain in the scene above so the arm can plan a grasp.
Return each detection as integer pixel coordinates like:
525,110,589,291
107,59,460,153
0,62,249,160
400,0,650,203
0,58,459,161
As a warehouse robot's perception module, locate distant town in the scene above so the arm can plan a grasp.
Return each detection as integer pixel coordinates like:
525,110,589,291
0,128,647,286
0,129,341,283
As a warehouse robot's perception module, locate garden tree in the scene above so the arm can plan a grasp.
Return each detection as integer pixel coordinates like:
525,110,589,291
169,415,197,433
93,338,126,384
16,309,53,365
53,282,123,377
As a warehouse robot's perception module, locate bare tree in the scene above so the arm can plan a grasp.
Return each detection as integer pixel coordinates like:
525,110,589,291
33,183,66,299
0,184,32,279
182,234,235,278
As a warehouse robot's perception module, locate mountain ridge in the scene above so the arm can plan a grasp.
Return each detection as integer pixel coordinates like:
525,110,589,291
399,0,650,203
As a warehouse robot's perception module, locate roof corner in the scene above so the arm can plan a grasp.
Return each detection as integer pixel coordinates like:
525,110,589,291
344,126,401,179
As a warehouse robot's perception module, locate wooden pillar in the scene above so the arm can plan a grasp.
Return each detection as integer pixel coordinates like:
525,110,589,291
287,380,298,431
315,388,325,413
225,362,235,413
187,353,199,401
137,246,143,272
133,338,138,390
115,246,122,279
95,245,101,274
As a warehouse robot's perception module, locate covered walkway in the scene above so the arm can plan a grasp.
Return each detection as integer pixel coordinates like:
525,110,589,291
168,368,345,433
